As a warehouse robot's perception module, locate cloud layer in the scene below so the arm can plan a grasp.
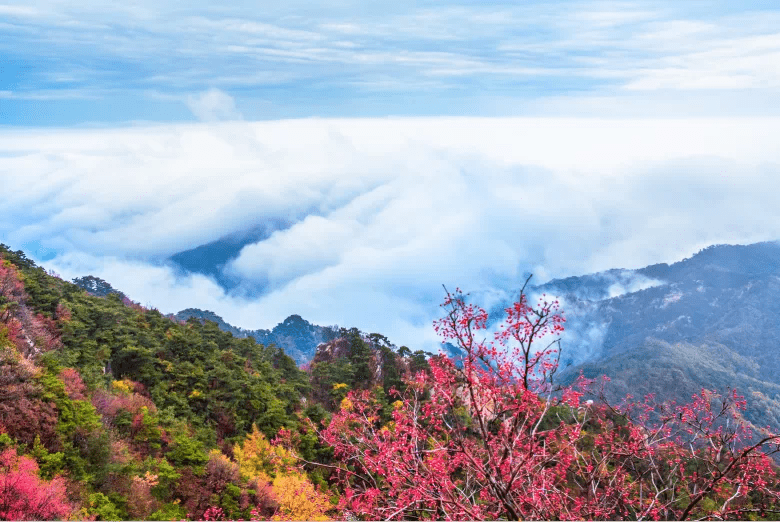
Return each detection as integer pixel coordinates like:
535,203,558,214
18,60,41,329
2,115,780,354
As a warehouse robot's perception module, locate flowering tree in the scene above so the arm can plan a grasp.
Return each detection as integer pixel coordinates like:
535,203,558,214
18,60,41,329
308,279,780,520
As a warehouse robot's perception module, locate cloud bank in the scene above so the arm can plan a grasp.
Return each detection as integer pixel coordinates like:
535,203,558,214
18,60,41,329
2,115,780,355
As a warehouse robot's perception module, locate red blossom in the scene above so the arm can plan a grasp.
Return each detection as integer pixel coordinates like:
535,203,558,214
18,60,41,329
302,278,780,520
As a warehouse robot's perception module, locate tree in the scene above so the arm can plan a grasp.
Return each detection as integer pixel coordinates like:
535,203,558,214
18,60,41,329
0,448,74,520
235,427,331,520
270,471,331,521
234,426,295,483
304,279,780,520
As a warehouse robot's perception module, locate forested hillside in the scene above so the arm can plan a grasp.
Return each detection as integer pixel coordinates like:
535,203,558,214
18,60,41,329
3,242,780,520
0,243,429,520
0,244,333,519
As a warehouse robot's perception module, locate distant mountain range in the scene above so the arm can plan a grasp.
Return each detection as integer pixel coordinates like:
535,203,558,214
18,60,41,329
173,308,340,365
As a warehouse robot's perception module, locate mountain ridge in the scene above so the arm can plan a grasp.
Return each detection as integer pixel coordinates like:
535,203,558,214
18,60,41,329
173,308,340,365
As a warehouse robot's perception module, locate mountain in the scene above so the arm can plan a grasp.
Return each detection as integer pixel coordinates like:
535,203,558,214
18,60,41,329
521,241,780,430
175,240,780,422
306,330,429,410
168,221,290,290
173,308,248,338
543,241,780,367
173,308,339,365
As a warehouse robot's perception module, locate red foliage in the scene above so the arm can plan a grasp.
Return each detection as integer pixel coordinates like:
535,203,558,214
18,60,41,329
0,261,25,322
91,388,156,423
310,282,780,520
55,303,71,323
59,368,88,401
248,477,279,518
202,506,226,520
0,261,61,357
0,448,74,520
26,311,62,354
2,318,25,352
127,472,159,519
0,347,60,450
121,296,147,312
176,467,210,519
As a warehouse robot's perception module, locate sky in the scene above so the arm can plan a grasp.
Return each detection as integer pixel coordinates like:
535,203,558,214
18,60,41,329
2,0,780,355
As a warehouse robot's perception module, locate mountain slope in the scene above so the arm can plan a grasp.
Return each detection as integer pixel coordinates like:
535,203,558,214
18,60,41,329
528,241,780,430
0,243,312,520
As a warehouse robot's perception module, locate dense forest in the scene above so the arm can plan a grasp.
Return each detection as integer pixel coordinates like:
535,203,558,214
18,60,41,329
2,242,780,520
0,243,421,520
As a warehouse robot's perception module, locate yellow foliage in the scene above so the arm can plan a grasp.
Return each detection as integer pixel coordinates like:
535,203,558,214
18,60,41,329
234,427,332,519
392,400,404,410
111,379,132,395
189,389,202,399
234,426,295,481
340,397,353,411
332,382,348,391
209,448,229,462
272,471,331,521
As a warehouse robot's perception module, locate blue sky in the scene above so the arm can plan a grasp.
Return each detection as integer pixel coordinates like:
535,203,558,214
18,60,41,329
3,0,780,124
2,1,780,357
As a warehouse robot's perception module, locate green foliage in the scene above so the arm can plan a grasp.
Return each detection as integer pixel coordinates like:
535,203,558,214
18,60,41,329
409,349,430,374
87,492,124,521
304,403,328,427
216,482,243,518
30,435,65,480
342,327,373,384
149,502,188,521
0,433,14,452
141,456,180,501
295,426,333,466
1,243,307,451
166,432,208,469
311,358,355,407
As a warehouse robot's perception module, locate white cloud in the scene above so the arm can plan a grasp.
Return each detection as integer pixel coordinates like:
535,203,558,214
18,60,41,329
2,117,780,355
185,88,242,122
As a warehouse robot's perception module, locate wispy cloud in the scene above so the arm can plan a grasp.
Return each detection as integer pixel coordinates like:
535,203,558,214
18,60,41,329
2,1,780,123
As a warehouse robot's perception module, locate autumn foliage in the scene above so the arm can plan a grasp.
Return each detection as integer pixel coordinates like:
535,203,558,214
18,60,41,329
234,426,332,520
0,448,73,520
308,282,780,520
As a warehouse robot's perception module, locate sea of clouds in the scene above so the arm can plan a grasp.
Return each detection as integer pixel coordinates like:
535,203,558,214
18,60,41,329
3,110,780,355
